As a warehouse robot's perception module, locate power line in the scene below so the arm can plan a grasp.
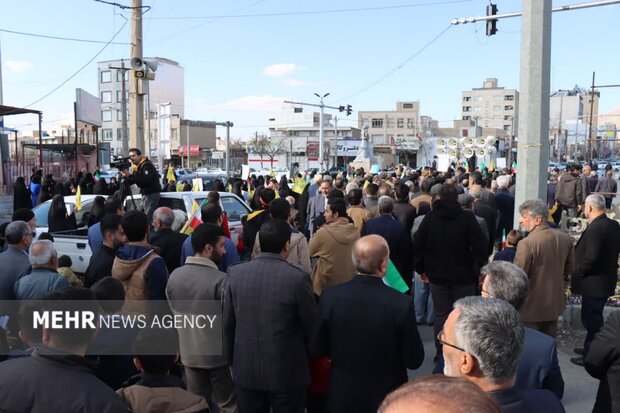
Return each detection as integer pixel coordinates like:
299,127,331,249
0,28,129,45
94,0,151,11
331,24,453,103
151,0,267,44
24,21,128,109
147,0,472,20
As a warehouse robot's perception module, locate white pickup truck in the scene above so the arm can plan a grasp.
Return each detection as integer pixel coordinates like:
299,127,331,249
32,191,251,274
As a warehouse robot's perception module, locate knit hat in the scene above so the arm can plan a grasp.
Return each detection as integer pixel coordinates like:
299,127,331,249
12,208,34,223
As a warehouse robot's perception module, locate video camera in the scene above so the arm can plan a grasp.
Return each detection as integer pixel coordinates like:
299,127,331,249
110,156,132,170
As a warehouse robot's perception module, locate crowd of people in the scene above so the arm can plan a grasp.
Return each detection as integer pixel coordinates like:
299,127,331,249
0,155,618,413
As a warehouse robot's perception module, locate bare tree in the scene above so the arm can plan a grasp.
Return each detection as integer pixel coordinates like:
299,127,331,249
249,135,284,169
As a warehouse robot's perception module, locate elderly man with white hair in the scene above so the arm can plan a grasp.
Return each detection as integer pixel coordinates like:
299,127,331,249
570,193,620,366
14,240,69,300
495,174,515,242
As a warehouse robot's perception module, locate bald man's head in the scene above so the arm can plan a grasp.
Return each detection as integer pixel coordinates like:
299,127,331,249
352,235,389,276
153,207,174,230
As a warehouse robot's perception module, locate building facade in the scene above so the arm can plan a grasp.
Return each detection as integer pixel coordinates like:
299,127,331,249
461,78,518,135
358,101,420,145
97,57,184,157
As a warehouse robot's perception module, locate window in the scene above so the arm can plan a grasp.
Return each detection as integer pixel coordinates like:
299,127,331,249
117,128,123,141
505,95,514,101
504,125,510,131
493,105,502,111
406,118,415,128
472,96,482,102
504,105,514,111
116,70,128,82
221,196,250,222
371,118,384,128
102,110,112,122
463,106,471,112
102,129,113,141
371,135,383,144
494,95,503,101
294,107,303,113
462,116,471,120
101,91,112,103
100,70,111,83
463,96,471,102
397,118,404,128
504,115,512,120
402,103,413,109
473,107,481,112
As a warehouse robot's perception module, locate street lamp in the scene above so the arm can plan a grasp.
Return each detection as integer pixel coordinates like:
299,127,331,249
315,93,330,171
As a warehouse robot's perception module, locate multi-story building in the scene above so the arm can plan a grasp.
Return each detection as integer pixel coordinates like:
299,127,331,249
97,57,184,156
358,101,420,145
461,78,519,135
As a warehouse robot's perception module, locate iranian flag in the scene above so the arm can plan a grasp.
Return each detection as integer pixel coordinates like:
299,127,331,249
501,228,507,249
180,199,207,235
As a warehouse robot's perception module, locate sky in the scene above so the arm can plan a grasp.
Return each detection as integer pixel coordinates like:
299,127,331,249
1,0,619,141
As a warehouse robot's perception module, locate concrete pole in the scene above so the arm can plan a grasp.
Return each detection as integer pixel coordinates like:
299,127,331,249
129,0,144,152
514,0,552,226
225,122,232,176
319,98,325,172
120,61,129,155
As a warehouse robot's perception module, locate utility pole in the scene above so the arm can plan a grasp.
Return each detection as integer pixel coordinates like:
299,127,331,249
514,0,552,225
557,92,563,162
223,121,233,176
587,72,596,161
334,116,338,170
129,0,144,152
283,96,351,172
108,61,129,155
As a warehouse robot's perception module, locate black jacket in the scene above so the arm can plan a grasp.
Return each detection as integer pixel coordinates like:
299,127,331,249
148,228,188,273
241,209,270,253
312,275,424,413
392,200,416,232
571,214,620,298
489,386,565,413
473,199,497,256
85,244,117,288
362,215,413,289
0,346,129,412
585,310,620,413
413,199,487,286
127,157,161,195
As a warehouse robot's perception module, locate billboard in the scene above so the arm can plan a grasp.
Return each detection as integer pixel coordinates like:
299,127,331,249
76,88,101,126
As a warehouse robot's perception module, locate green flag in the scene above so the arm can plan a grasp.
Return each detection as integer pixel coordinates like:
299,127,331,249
384,260,409,293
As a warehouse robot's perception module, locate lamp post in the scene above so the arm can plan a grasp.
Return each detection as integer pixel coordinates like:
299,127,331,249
314,92,329,171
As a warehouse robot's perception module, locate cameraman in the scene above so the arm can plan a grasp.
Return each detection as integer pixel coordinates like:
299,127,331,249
121,148,161,224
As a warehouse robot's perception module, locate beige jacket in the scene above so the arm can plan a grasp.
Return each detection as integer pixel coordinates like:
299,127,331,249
252,230,311,273
514,223,574,322
117,385,209,413
347,206,372,233
308,217,360,295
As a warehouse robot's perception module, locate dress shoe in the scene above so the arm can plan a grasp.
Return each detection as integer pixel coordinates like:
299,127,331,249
570,357,584,366
573,347,585,356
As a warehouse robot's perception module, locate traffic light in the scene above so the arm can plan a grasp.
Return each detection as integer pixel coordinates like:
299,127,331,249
346,105,352,116
338,105,345,112
486,3,498,36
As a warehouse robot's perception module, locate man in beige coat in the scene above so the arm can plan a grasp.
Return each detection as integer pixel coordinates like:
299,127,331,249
514,199,574,337
252,198,311,272
309,198,360,295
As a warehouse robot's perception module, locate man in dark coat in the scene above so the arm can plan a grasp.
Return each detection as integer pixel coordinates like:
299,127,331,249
413,184,487,371
362,196,414,289
585,310,620,413
240,188,275,255
495,174,515,239
0,288,129,412
0,221,33,301
84,214,125,288
443,297,564,413
570,194,620,365
149,207,188,273
224,219,317,412
312,235,424,413
470,187,497,256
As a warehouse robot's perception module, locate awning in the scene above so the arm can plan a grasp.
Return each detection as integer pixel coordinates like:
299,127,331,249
0,105,42,116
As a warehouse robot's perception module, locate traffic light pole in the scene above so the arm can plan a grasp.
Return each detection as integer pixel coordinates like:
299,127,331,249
283,99,351,172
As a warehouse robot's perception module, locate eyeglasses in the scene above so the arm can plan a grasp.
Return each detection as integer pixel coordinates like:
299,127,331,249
437,330,467,353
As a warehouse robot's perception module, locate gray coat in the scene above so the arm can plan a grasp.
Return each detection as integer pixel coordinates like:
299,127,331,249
0,247,31,301
166,256,227,369
224,253,317,391
595,177,617,199
14,268,69,300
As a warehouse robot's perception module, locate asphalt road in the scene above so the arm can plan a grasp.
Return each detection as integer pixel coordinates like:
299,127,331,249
408,324,599,413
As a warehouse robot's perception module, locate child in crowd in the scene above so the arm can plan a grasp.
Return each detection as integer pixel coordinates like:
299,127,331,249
117,328,209,413
56,255,83,287
493,230,524,263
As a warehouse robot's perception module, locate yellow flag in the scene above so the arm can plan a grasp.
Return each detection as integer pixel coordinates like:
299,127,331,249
548,202,558,221
166,164,176,183
292,176,307,194
489,160,495,172
75,185,82,211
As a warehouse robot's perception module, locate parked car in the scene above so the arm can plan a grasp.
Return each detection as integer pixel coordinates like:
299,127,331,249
34,192,251,274
176,175,228,190
98,169,119,183
174,168,193,178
